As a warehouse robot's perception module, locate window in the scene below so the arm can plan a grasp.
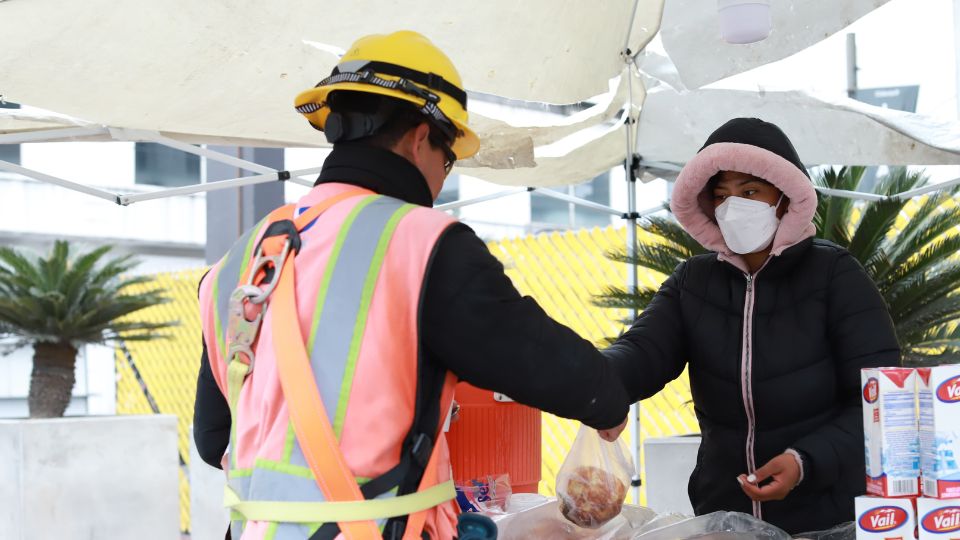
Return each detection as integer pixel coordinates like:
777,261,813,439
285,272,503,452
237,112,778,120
0,101,21,165
434,173,460,211
531,172,611,229
135,143,200,187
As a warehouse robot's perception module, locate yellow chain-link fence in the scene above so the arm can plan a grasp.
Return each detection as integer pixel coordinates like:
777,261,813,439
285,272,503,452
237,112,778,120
115,225,699,532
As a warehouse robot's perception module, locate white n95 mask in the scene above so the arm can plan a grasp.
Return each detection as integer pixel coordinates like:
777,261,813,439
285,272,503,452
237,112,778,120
715,195,783,255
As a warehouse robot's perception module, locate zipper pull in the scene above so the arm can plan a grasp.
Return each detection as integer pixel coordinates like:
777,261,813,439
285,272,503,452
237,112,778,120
745,275,753,293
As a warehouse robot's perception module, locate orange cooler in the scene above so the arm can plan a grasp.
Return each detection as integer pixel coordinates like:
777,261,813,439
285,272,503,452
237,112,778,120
447,382,542,493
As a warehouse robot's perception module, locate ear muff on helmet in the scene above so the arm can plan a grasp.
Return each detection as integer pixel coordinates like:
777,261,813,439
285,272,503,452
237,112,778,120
322,111,390,144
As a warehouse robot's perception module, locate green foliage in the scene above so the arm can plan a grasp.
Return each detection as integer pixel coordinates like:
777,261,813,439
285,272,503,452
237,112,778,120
0,241,173,348
596,167,960,366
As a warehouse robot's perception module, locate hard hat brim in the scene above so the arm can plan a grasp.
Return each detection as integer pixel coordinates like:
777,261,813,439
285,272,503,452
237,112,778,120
295,83,480,160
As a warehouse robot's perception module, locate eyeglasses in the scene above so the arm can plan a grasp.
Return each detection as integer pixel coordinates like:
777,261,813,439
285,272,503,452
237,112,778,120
430,133,457,175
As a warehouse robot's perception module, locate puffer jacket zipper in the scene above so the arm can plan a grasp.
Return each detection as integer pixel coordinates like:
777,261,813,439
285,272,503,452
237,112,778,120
741,272,761,519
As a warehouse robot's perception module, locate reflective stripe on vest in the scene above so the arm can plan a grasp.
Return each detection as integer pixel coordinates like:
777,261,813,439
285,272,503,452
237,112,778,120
213,215,271,472
200,189,458,540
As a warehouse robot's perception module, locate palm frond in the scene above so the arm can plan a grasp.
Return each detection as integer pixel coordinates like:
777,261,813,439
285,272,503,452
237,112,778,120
0,241,174,346
812,166,864,246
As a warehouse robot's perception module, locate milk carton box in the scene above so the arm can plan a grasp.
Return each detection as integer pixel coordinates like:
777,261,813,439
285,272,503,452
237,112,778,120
863,367,920,497
856,496,916,540
918,498,960,540
920,365,960,498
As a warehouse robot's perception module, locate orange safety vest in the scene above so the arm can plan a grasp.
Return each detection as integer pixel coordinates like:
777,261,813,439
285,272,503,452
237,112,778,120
198,183,459,540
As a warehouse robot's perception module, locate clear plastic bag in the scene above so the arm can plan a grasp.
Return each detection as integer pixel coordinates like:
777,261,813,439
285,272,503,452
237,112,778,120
629,511,792,540
495,499,657,540
557,424,637,529
793,522,855,540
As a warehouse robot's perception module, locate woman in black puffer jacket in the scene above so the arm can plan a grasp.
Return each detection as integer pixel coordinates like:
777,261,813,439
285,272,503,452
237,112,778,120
603,118,900,533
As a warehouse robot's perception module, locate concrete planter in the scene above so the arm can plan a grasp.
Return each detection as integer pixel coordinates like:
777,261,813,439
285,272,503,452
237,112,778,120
189,429,229,540
0,415,180,540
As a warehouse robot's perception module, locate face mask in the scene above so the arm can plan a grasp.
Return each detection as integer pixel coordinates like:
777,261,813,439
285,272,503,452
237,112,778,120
714,195,783,255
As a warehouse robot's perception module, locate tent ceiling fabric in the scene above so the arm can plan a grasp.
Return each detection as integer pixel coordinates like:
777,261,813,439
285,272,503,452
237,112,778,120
0,0,660,137
636,88,960,167
0,0,663,187
2,0,957,193
660,0,891,89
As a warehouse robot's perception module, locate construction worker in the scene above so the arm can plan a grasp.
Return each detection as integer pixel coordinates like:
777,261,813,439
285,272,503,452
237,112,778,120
193,31,630,540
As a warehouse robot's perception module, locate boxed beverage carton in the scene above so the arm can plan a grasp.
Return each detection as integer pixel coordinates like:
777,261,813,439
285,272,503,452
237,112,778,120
863,367,921,497
856,496,916,540
918,498,960,540
920,365,960,498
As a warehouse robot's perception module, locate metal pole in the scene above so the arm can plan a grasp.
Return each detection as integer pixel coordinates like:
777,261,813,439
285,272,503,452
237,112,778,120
626,155,641,504
533,188,624,217
815,186,888,202
0,159,120,203
0,126,108,145
119,166,323,205
138,132,316,187
954,0,960,183
433,187,528,212
956,0,960,120
846,33,858,98
892,177,960,201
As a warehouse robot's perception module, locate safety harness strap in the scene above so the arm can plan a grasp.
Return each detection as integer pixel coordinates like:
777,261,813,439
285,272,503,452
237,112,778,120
224,480,456,524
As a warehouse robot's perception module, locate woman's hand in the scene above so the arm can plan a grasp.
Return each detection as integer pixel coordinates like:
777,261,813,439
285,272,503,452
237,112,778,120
737,453,800,502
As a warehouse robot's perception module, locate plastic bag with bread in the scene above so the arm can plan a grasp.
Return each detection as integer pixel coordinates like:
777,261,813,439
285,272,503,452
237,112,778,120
556,424,636,529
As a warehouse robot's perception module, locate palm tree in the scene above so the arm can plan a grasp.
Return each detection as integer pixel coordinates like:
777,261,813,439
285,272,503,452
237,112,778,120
0,241,173,418
596,166,960,366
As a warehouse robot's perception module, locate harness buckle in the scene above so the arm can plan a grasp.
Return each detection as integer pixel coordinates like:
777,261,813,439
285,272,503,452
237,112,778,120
244,237,294,303
410,433,433,469
226,284,268,370
225,228,296,371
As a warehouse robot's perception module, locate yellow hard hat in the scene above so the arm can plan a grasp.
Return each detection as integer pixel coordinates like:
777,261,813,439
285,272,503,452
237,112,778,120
295,31,480,160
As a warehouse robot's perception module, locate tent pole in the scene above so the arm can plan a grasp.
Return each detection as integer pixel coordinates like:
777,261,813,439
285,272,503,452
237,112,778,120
121,130,315,187
621,35,644,499
625,153,642,504
533,187,624,217
118,166,323,205
0,126,108,145
433,187,528,211
0,159,119,203
892,176,960,200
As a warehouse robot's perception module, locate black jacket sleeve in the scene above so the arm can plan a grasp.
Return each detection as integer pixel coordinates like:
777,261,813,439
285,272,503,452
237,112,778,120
601,262,689,403
191,223,633,464
789,251,900,489
421,224,631,430
194,341,231,469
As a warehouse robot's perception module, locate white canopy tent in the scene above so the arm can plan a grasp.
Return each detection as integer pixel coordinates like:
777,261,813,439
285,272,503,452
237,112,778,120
2,0,960,499
2,0,951,197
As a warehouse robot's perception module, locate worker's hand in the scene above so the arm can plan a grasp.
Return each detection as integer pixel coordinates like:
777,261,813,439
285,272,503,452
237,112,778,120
597,417,627,442
737,453,800,502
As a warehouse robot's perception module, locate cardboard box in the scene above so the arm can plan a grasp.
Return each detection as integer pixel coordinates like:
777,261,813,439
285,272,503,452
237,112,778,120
863,367,921,497
856,496,916,540
920,366,960,498
918,498,960,540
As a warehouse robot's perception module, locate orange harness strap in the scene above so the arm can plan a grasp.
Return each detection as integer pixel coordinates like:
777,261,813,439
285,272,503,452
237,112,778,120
259,190,381,539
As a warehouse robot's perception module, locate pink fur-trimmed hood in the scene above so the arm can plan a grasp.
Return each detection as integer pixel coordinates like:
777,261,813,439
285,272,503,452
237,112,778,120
669,124,818,272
